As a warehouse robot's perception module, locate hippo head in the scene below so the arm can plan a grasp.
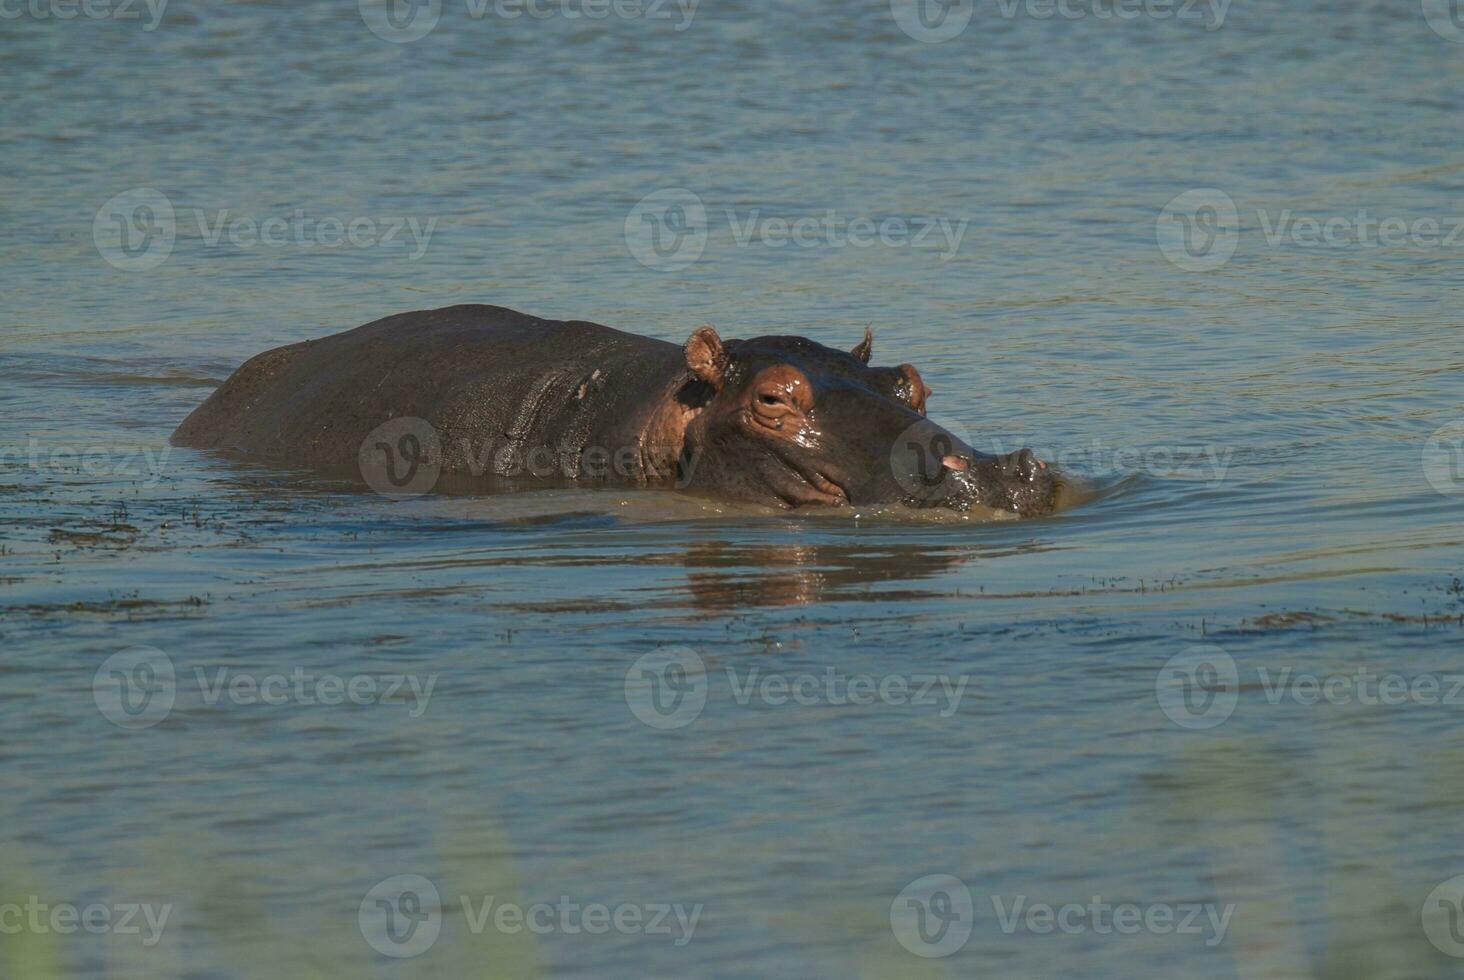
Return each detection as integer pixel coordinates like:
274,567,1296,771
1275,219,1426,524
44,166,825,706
676,326,1060,517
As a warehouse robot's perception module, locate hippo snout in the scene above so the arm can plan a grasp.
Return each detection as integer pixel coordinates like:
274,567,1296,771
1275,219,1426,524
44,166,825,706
931,447,1058,517
1000,448,1045,482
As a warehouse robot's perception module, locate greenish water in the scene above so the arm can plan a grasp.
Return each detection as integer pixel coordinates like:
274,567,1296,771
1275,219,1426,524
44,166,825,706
3,1,1464,976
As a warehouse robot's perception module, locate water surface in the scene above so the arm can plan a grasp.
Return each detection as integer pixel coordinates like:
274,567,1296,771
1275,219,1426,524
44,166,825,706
3,1,1464,976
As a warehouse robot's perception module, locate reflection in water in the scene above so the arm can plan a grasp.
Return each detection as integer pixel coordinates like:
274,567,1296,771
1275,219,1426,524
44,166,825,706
677,537,1059,611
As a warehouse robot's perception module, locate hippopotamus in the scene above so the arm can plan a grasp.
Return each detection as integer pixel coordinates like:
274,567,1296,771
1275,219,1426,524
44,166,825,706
172,304,1060,516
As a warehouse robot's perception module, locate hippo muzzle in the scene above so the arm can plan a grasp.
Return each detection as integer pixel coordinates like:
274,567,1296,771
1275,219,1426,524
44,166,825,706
926,447,1061,518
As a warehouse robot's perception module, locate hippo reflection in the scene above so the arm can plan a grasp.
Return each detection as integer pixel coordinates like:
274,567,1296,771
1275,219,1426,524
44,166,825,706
677,538,1058,611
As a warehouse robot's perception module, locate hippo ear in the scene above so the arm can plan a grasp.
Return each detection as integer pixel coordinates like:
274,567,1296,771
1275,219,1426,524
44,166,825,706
851,326,873,364
685,326,728,389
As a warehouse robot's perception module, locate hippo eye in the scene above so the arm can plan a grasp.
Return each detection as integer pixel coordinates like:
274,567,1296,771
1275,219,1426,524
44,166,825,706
754,388,796,418
748,366,812,427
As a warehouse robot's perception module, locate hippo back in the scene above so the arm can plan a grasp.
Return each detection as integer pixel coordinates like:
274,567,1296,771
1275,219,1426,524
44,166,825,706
171,304,683,474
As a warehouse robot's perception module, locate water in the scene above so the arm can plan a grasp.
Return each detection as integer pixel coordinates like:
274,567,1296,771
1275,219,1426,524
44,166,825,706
3,1,1464,976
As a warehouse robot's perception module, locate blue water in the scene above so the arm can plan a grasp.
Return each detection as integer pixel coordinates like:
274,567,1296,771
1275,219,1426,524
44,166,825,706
3,1,1464,976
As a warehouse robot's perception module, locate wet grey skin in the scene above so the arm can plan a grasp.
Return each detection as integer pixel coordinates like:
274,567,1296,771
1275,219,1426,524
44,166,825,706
172,304,1061,517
